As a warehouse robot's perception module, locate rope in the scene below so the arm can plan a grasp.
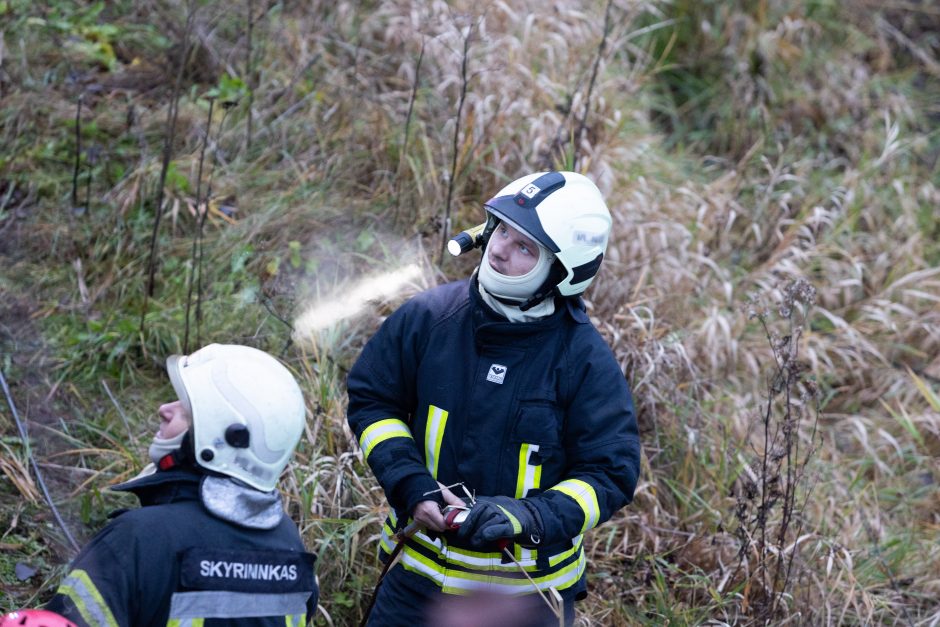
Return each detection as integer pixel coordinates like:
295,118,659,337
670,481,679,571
0,367,81,553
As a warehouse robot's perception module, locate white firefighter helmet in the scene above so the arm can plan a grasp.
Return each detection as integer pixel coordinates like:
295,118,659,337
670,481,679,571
483,171,611,301
166,344,306,491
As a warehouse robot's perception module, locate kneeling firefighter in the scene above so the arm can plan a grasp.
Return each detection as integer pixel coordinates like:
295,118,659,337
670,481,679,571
46,344,319,626
347,171,642,626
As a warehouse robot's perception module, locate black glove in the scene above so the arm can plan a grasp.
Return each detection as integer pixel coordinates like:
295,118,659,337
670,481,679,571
455,496,543,550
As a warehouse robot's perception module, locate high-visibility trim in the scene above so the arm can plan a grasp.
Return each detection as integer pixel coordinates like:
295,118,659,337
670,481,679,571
496,505,522,535
379,514,582,577
359,419,413,460
397,542,585,595
168,590,309,619
399,546,446,586
549,535,583,567
167,620,204,627
286,614,306,627
439,555,585,595
380,520,397,554
424,405,449,478
410,532,539,572
514,443,542,498
549,479,600,533
56,569,119,627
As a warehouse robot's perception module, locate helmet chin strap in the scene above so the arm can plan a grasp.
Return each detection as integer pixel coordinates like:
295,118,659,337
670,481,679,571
479,260,564,312
519,262,564,311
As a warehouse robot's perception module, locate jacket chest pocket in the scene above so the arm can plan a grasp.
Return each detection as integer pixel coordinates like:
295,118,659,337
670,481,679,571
508,402,563,498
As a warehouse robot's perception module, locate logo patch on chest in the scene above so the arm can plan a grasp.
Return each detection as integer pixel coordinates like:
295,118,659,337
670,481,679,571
486,364,507,384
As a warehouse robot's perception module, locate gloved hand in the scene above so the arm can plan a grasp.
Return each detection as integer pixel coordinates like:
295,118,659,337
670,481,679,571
455,496,543,550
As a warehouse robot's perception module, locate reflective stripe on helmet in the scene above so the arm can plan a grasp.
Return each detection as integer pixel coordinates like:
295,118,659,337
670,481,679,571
168,590,309,620
358,418,413,460
56,569,119,627
549,479,600,534
424,405,449,479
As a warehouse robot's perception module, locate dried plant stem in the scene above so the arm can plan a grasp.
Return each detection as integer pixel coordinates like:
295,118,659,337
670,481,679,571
439,21,475,264
184,98,215,353
71,93,83,209
196,105,233,347
0,367,81,554
140,2,197,339
732,280,821,622
246,0,254,153
392,37,425,223
573,0,614,171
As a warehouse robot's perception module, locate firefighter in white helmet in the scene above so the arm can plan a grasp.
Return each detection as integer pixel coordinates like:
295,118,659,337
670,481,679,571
348,172,641,625
45,344,319,626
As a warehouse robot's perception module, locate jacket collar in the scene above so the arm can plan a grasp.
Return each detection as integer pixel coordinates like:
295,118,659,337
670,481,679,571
111,468,284,529
111,468,201,506
469,275,584,351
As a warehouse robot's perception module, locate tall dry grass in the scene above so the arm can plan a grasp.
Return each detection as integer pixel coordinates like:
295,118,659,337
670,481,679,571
0,0,938,625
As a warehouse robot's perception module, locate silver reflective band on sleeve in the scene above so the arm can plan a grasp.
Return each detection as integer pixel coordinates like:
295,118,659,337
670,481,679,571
549,479,600,533
168,590,310,619
424,405,449,478
57,569,120,627
359,418,413,460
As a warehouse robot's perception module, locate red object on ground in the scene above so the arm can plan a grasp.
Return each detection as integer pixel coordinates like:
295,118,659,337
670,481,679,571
1,610,77,627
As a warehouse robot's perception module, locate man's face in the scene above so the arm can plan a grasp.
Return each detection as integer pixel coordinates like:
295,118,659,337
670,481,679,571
157,399,191,439
486,222,540,276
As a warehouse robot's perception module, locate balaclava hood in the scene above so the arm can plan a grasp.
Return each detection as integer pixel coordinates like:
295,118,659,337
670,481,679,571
478,217,555,304
148,430,187,465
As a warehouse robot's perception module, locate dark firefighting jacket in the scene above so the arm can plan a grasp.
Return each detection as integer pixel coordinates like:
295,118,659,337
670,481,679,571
346,277,641,596
45,469,318,626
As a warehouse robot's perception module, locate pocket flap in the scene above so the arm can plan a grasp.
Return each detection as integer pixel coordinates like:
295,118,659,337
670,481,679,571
511,404,561,447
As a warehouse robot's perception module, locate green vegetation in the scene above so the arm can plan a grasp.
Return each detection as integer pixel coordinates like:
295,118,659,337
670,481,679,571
1,0,937,624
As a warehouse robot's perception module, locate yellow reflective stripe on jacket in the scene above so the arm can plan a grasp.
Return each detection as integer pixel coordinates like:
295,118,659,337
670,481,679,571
514,443,542,498
167,619,204,627
359,418,413,460
410,530,540,572
549,479,600,533
439,553,585,596
398,543,586,595
424,405,449,478
56,569,119,627
548,535,583,567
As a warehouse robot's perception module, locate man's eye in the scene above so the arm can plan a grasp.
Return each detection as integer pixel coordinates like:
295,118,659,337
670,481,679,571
519,244,530,255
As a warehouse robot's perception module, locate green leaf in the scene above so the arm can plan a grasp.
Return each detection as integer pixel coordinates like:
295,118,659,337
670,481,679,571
206,73,248,106
165,161,189,193
288,240,302,269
